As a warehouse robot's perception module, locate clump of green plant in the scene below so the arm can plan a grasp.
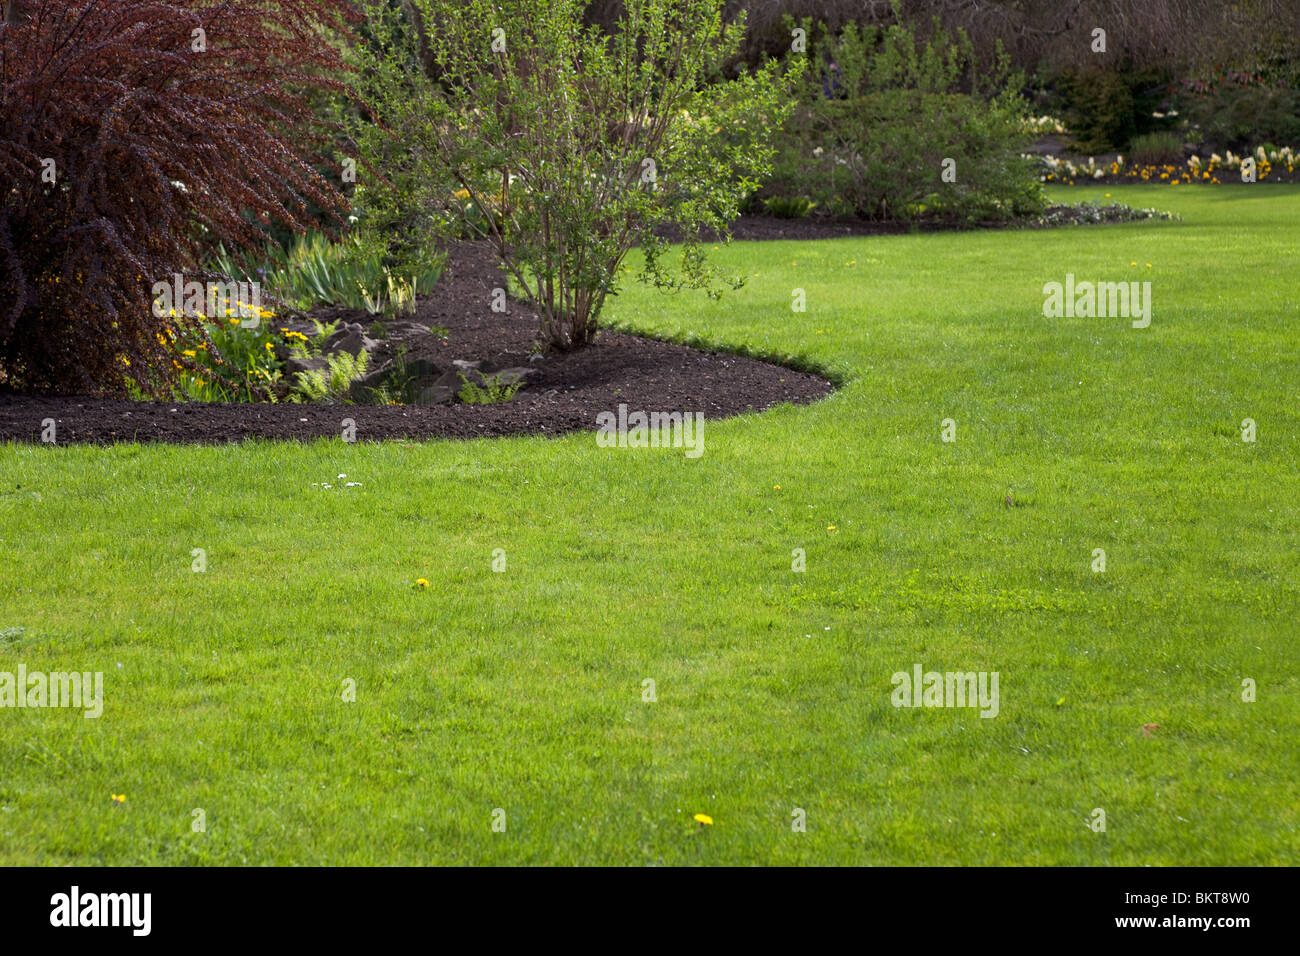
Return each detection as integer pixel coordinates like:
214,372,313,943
761,195,817,218
212,232,443,318
173,315,284,403
289,349,369,403
1129,131,1185,165
350,0,799,351
457,372,523,405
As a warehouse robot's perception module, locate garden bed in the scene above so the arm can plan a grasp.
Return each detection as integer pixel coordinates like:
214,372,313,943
0,242,832,445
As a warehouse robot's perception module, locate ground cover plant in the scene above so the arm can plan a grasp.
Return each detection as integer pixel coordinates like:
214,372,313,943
1,185,1296,865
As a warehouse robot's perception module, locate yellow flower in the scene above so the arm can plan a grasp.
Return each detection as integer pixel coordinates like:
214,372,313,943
693,813,713,825
773,484,781,490
415,578,429,589
111,794,126,804
827,525,836,531
265,342,273,351
182,349,197,358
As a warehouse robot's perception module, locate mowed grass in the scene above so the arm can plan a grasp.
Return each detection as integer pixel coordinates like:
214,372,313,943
1,184,1296,865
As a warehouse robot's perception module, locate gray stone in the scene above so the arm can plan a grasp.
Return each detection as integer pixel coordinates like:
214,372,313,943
490,367,537,387
321,323,378,357
284,356,328,376
452,358,493,374
346,360,394,402
416,385,456,405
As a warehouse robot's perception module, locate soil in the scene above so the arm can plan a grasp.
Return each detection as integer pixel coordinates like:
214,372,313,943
0,240,833,445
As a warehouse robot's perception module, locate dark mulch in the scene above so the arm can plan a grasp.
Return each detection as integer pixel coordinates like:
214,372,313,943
0,241,833,445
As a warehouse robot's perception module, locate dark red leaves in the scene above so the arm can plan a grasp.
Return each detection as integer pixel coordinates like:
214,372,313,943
0,0,358,395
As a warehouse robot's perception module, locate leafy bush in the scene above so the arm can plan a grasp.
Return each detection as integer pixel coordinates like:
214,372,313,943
0,0,357,395
1173,74,1300,152
350,0,797,350
1053,68,1135,153
1129,131,1185,166
766,17,1043,222
1048,65,1175,154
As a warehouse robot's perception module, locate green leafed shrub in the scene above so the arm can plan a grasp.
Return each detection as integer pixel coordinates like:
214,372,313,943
1174,79,1300,152
456,372,523,405
764,16,1043,223
1053,68,1137,153
349,0,798,351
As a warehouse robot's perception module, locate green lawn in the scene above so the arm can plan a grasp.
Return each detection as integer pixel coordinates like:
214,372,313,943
2,184,1296,865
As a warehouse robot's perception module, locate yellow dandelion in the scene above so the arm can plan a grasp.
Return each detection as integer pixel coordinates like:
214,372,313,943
693,813,713,825
415,578,429,589
110,794,126,804
773,484,781,490
827,524,836,531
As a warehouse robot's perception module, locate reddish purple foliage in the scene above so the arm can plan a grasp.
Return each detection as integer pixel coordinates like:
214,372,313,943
0,0,358,395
